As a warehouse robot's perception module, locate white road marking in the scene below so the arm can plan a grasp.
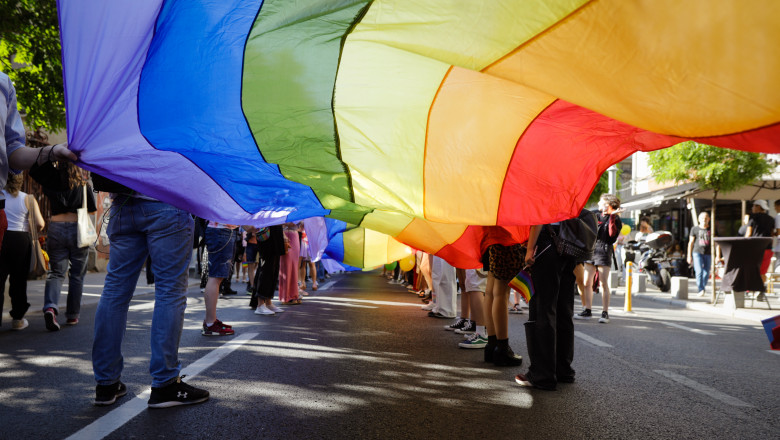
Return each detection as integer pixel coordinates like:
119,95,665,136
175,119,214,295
317,280,336,290
768,350,780,356
653,370,754,408
65,333,258,440
574,331,613,347
662,322,715,336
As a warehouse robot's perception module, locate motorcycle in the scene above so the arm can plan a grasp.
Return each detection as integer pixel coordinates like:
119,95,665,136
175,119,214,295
625,231,674,292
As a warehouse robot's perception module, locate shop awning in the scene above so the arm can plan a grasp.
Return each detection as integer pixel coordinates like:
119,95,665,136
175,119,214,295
621,183,698,212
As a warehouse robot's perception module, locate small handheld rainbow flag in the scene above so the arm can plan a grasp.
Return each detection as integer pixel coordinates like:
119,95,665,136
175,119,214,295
509,269,535,304
761,315,780,350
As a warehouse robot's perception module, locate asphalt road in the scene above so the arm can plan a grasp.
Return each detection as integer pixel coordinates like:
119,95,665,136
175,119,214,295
0,271,778,440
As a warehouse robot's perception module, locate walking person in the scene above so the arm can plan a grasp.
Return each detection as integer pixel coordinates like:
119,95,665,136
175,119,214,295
91,181,209,407
29,160,96,330
687,212,713,296
575,194,622,324
0,173,44,330
1,70,76,246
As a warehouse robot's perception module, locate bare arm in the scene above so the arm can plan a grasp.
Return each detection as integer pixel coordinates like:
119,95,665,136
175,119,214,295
524,225,543,267
744,226,753,238
686,235,695,264
8,144,78,170
32,197,45,232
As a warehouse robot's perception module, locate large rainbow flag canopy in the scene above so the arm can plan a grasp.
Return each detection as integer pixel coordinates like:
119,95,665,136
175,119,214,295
58,0,780,268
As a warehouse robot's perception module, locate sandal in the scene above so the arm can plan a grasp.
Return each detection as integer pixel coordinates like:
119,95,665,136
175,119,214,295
282,299,302,305
312,283,318,291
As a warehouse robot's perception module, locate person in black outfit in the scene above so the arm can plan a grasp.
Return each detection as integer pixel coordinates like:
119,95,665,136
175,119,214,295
251,225,286,315
745,199,775,293
575,194,622,324
514,214,582,390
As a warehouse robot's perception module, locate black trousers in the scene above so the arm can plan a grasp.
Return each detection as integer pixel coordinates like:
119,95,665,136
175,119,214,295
251,244,281,305
0,231,32,324
525,233,576,389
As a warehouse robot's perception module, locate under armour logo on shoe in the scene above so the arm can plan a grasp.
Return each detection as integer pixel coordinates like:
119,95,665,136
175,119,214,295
177,391,188,399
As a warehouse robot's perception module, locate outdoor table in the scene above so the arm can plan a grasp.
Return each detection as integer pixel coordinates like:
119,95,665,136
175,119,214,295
713,237,772,308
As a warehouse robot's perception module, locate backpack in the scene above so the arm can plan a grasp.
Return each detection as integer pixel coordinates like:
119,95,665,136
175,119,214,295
545,209,598,262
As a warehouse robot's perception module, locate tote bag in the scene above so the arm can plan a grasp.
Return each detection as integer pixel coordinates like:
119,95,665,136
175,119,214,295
77,185,97,248
25,195,47,279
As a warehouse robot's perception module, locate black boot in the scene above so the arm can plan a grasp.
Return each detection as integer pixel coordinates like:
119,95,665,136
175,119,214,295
220,279,237,295
484,335,497,363
493,338,522,367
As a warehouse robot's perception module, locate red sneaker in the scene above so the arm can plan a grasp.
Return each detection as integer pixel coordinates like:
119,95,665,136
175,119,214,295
201,320,235,336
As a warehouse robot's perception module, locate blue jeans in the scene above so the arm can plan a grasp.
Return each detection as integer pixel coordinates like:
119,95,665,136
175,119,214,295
92,198,193,387
692,252,711,293
43,222,89,319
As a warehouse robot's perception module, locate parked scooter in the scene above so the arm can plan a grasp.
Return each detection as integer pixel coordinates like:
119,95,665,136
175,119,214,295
625,231,674,292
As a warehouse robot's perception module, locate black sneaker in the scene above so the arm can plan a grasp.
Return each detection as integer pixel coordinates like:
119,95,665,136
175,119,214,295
598,311,610,323
455,320,476,335
94,381,127,406
444,318,467,331
573,309,592,320
147,376,209,409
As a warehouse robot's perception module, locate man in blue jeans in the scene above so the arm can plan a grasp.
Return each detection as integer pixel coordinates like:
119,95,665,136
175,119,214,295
687,212,713,296
92,194,209,408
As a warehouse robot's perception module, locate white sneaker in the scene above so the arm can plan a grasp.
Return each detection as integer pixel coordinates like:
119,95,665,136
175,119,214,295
11,318,29,330
267,304,285,313
697,291,706,297
421,304,434,311
254,304,275,315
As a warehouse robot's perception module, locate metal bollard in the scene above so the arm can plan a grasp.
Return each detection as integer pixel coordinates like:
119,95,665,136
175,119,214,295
624,262,633,312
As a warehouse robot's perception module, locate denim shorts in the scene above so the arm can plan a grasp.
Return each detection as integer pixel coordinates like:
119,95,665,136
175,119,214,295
205,227,236,278
245,243,259,263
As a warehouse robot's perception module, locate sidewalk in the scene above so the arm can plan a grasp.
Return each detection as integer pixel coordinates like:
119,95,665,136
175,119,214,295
608,275,778,324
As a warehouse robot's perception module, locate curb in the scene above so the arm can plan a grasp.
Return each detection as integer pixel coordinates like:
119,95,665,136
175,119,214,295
628,290,771,324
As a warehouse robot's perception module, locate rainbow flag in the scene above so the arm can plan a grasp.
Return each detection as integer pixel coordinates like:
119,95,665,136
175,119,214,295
509,269,535,304
761,315,780,350
58,0,780,269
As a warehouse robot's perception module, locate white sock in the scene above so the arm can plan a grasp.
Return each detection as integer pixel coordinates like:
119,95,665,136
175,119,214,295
205,321,215,327
476,325,486,337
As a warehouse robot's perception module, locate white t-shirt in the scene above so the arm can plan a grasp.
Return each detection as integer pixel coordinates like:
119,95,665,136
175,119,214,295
2,190,29,232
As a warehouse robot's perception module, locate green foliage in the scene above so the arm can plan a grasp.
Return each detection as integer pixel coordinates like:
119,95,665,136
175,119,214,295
0,1,64,131
587,168,621,206
648,141,772,193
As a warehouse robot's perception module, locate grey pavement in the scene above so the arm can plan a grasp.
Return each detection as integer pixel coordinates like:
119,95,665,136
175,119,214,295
0,270,778,439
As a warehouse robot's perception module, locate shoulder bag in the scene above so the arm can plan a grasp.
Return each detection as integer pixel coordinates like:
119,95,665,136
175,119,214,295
77,185,98,248
25,195,47,279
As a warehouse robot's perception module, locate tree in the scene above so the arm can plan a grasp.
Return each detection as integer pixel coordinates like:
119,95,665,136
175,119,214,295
0,0,64,132
587,168,622,206
648,141,773,302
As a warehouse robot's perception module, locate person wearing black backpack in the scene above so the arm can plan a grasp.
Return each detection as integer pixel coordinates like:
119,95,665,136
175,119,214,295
575,194,622,324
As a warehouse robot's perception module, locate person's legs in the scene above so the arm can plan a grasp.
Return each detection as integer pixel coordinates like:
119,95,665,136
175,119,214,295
93,198,149,386
581,263,597,310
204,227,235,326
692,253,706,293
484,275,495,336
309,261,318,289
524,247,560,389
7,232,31,320
65,242,90,320
597,265,611,312
143,201,193,386
42,222,69,314
432,257,457,318
699,253,711,292
556,259,577,382
573,263,585,296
